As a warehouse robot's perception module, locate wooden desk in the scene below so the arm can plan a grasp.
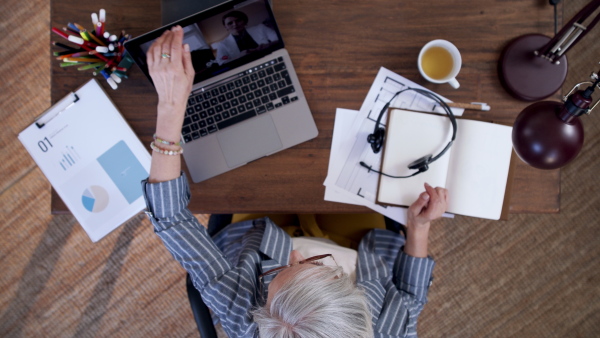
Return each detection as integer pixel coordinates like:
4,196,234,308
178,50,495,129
51,0,560,214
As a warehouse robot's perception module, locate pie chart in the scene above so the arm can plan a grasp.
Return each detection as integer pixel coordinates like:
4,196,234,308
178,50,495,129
81,185,109,213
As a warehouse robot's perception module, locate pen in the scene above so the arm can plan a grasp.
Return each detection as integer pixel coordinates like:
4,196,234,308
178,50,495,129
98,9,106,35
61,27,81,37
99,69,118,90
96,22,105,37
52,41,78,51
99,9,106,23
54,49,83,56
445,102,491,111
110,72,122,84
52,27,85,45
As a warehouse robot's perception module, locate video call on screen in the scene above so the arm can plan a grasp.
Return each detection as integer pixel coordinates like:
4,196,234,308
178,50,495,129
141,0,279,79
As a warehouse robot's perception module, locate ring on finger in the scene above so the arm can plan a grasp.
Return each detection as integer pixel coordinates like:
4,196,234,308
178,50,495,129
161,53,171,59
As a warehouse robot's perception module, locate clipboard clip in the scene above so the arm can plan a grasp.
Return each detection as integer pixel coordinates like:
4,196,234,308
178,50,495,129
35,92,80,128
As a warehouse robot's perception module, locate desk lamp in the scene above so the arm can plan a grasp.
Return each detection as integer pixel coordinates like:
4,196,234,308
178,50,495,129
498,0,600,101
512,70,599,169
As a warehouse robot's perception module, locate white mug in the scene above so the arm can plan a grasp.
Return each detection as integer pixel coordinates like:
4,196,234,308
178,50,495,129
418,40,462,89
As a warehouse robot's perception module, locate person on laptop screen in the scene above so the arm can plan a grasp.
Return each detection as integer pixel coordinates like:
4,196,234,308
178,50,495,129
142,26,448,338
212,9,279,65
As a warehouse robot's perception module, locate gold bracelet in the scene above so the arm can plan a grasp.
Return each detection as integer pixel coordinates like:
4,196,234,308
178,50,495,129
150,141,183,155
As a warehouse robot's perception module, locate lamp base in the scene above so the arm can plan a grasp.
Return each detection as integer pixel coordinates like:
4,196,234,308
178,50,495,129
499,34,568,101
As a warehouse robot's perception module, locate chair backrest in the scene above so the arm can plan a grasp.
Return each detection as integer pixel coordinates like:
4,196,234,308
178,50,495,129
186,273,218,338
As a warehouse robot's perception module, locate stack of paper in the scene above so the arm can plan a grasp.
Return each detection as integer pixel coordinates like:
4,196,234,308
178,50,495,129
322,67,464,224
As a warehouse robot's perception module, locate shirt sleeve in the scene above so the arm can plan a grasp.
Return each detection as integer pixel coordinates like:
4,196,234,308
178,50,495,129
141,173,232,290
357,229,435,337
141,174,261,337
393,250,435,304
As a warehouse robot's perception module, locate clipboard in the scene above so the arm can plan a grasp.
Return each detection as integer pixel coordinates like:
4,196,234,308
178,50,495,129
18,79,151,242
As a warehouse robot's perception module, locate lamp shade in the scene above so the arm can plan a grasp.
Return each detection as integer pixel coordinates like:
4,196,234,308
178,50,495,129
512,101,584,169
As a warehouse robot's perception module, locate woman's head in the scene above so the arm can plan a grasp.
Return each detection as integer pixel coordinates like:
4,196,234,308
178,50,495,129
253,251,373,338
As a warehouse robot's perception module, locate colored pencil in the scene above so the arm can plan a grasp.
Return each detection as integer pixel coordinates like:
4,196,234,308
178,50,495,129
63,57,103,62
85,30,106,46
77,62,106,70
56,50,96,59
60,62,85,67
67,23,80,32
52,11,133,84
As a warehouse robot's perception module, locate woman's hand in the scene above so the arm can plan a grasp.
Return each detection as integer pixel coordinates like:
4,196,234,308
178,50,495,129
407,183,448,230
404,183,448,258
147,26,195,129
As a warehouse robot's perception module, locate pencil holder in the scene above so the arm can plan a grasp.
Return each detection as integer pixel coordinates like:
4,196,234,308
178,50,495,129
51,9,133,90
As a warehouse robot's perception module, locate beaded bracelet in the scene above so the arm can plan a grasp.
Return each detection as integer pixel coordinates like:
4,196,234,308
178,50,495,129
153,133,181,146
150,141,183,155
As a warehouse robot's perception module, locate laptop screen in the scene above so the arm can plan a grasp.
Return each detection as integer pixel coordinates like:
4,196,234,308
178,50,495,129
125,0,284,85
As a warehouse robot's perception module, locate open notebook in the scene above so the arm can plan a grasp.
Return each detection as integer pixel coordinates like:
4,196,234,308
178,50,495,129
376,109,515,220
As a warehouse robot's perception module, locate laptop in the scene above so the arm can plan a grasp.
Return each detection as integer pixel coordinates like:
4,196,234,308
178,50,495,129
125,0,318,183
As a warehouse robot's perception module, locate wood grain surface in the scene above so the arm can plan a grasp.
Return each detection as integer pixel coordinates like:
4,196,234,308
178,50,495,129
50,0,561,214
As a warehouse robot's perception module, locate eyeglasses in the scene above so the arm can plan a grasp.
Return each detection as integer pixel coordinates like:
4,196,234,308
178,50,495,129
258,254,337,281
256,254,338,305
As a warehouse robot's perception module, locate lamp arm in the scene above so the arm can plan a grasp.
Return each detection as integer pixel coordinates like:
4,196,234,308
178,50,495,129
561,71,600,120
537,0,600,62
587,73,600,113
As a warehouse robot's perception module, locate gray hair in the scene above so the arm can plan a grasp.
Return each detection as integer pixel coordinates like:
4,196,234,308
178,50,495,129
252,266,373,338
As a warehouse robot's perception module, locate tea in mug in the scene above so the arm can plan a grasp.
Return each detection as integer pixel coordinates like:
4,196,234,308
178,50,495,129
420,46,454,80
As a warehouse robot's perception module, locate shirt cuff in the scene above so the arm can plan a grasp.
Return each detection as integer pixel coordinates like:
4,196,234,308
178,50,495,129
395,251,435,303
141,172,191,230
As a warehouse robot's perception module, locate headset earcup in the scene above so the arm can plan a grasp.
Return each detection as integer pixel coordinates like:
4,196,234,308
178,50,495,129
367,128,385,153
408,154,433,172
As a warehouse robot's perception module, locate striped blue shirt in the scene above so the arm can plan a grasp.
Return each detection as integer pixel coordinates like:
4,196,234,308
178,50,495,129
142,173,434,337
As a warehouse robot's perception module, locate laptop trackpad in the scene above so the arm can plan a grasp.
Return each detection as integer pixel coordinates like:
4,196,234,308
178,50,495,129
217,115,283,168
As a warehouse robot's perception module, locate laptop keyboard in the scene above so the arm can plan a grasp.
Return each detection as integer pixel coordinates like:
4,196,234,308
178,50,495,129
181,56,298,143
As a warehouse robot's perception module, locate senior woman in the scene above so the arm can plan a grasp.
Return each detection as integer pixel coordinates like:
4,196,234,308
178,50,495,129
142,26,448,338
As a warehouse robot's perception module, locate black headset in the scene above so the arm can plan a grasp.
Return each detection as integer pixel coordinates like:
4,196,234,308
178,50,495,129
360,87,458,178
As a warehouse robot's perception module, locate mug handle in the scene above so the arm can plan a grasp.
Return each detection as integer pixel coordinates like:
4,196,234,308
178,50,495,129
448,77,460,89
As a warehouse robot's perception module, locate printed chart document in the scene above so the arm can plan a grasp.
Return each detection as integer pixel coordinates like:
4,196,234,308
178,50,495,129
325,109,412,223
19,79,151,242
324,67,462,224
377,109,514,220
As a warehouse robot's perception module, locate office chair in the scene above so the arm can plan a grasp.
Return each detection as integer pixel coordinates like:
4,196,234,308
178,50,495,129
186,273,218,338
